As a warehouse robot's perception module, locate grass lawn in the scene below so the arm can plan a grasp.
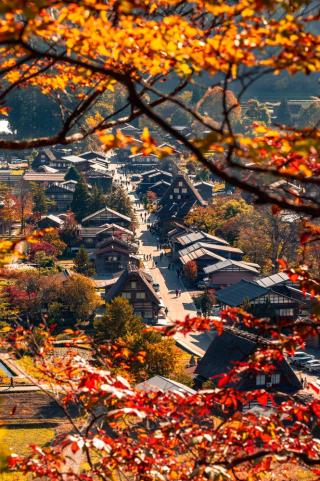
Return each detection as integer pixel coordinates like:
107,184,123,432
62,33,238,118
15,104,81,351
0,426,55,457
0,426,54,480
15,356,48,382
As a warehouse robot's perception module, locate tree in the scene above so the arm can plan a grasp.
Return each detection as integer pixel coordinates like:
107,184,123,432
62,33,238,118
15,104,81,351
2,3,320,480
195,290,216,316
88,186,106,215
42,230,67,257
0,184,16,235
94,296,142,342
185,196,251,241
60,211,79,247
64,166,81,182
105,186,134,219
15,181,33,234
74,246,95,277
71,177,91,222
31,182,52,216
183,260,198,282
29,241,58,262
235,207,300,273
61,274,99,321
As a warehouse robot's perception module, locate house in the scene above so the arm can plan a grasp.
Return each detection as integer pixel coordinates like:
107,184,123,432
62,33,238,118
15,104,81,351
195,327,302,396
32,148,58,170
156,174,207,234
78,151,109,163
24,172,66,186
179,242,244,262
171,230,230,259
95,236,138,274
179,248,226,280
86,170,112,193
204,260,260,290
37,165,59,173
136,376,196,395
81,206,132,229
194,181,215,201
60,155,90,172
38,214,64,229
127,153,159,173
105,265,163,323
216,279,300,320
45,182,76,212
78,223,134,248
255,272,291,288
0,170,24,193
147,181,171,199
137,170,173,196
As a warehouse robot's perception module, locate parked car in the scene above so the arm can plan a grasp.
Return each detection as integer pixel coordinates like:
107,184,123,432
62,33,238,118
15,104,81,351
131,174,141,181
304,360,320,373
289,352,315,366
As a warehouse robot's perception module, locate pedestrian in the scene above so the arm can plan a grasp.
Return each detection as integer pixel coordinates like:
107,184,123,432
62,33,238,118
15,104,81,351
178,289,182,297
175,288,179,298
10,377,14,388
165,307,168,316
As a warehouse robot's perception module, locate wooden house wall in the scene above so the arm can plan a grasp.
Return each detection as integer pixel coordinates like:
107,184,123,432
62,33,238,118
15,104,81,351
208,270,257,289
114,276,160,321
83,212,130,228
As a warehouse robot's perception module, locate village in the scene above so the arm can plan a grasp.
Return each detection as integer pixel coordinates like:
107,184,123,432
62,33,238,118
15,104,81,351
0,133,320,380
0,125,318,467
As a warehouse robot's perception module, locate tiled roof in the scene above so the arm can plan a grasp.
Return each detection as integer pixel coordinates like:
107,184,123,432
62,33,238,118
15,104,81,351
179,242,243,258
61,155,87,163
82,206,131,223
40,214,64,226
136,375,195,394
216,280,269,307
180,248,225,265
255,272,289,288
24,172,65,182
204,259,260,275
196,327,302,393
105,266,161,305
176,231,230,247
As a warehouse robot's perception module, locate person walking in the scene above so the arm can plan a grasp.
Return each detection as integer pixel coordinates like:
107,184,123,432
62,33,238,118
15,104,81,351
178,289,182,297
175,288,179,298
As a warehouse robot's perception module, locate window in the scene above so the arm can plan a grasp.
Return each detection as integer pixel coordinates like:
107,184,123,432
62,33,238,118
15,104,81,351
182,188,187,193
107,255,118,262
174,188,179,193
276,308,294,317
122,292,131,299
131,281,137,289
170,195,173,199
271,373,280,384
136,292,146,299
177,195,181,199
178,181,183,186
256,374,266,386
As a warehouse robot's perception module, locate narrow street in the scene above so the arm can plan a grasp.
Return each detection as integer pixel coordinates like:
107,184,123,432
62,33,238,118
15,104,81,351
129,189,212,357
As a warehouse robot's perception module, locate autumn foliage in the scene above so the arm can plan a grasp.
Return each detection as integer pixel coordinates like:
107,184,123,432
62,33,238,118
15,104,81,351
0,1,319,480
